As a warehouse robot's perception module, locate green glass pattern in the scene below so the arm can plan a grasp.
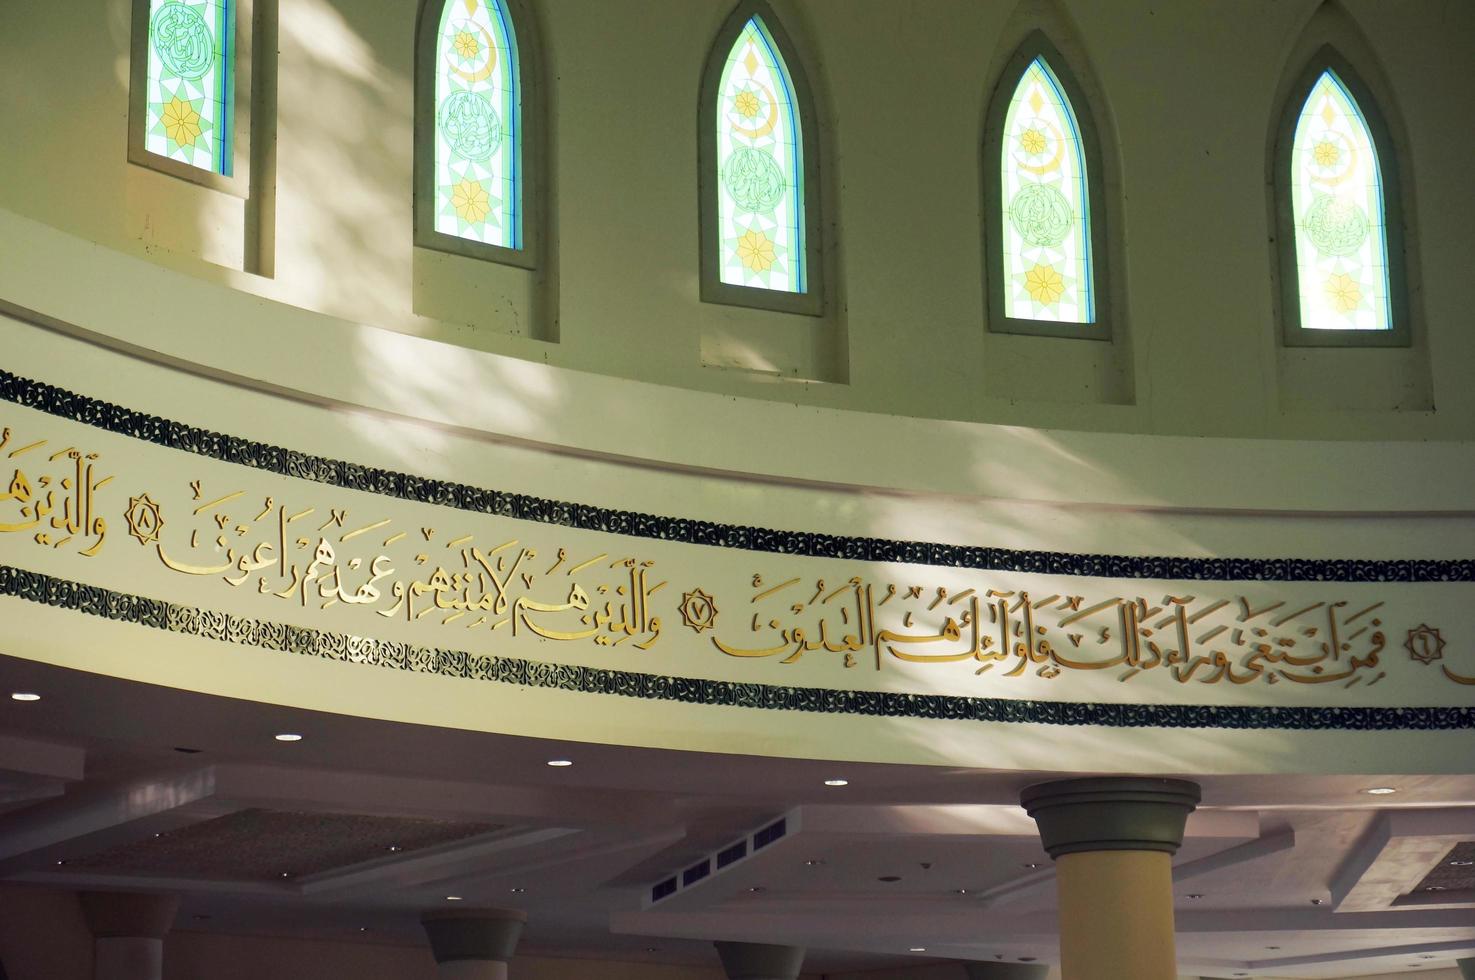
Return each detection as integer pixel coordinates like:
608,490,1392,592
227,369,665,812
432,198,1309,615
715,16,805,293
433,0,521,249
999,57,1093,322
1290,71,1391,331
143,0,234,175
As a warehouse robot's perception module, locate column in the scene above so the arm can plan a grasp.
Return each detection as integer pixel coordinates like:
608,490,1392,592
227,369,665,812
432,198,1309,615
79,891,179,980
713,941,806,980
964,964,1048,980
1020,777,1201,980
1457,956,1475,980
421,908,526,980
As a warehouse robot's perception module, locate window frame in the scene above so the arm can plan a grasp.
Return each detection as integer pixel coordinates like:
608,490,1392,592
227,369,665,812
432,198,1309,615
413,0,544,270
128,0,255,196
982,31,1111,341
698,0,825,317
1272,46,1411,349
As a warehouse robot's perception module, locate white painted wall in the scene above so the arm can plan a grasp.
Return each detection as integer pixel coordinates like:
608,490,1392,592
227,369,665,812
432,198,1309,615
0,0,1470,442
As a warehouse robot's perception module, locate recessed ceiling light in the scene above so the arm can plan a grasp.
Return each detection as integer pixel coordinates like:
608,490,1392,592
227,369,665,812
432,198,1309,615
955,888,970,895
386,845,401,852
1451,859,1475,867
279,872,292,879
1022,862,1043,869
274,733,303,742
804,859,825,867
645,947,659,953
54,860,66,866
445,896,463,902
10,692,41,702
824,778,849,787
546,759,573,767
1363,786,1398,795
747,886,766,893
1310,898,1325,905
877,875,902,883
1186,894,1204,900
909,947,927,953
1424,885,1446,892
510,887,525,893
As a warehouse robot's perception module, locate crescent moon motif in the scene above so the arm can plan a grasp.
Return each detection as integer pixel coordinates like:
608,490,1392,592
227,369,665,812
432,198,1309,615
1013,117,1066,176
728,81,780,141
446,21,497,85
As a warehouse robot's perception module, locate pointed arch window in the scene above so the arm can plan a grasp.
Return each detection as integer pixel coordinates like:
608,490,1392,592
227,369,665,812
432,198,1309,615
1276,52,1407,345
415,0,539,266
129,0,252,192
700,3,823,315
984,36,1109,338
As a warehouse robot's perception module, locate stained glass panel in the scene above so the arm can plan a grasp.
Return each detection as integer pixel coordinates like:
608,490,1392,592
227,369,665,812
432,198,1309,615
999,57,1093,323
715,16,805,294
433,0,521,250
143,0,234,175
1290,71,1391,331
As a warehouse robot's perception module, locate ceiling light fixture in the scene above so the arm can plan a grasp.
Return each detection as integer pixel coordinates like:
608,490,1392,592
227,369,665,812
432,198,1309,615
823,778,849,787
274,733,303,742
510,887,525,893
1022,862,1042,869
909,947,927,953
386,845,401,852
955,888,970,895
1363,786,1398,795
9,692,40,702
1186,894,1204,900
804,859,825,867
546,759,573,767
1451,859,1475,867
1310,898,1325,905
445,896,463,902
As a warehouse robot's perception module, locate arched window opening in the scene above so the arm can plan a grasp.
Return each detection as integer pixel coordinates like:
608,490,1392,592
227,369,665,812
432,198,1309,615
700,3,823,316
141,0,235,176
1286,68,1393,334
998,55,1093,325
429,0,523,252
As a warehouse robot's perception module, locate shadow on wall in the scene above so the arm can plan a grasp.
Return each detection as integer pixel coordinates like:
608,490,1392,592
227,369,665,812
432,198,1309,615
245,0,415,324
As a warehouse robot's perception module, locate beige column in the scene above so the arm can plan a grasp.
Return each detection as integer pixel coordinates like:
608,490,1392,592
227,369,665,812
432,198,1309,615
714,941,806,980
421,908,525,980
1020,777,1201,980
79,891,179,980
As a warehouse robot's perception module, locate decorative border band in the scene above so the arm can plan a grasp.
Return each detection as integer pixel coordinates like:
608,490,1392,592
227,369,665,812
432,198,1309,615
2,563,1471,731
1,368,1470,583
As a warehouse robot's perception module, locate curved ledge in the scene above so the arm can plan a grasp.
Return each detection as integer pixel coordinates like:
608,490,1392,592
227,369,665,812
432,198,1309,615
2,208,1473,517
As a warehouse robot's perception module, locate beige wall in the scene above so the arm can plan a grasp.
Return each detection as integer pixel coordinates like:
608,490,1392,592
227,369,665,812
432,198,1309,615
0,0,1470,442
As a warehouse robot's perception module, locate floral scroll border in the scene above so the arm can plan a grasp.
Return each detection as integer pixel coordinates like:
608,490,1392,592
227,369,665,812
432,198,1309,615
0,367,1472,584
2,563,1472,731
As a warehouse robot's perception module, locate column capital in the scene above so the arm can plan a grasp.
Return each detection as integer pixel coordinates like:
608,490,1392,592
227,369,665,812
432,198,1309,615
420,908,526,964
1020,777,1201,858
79,891,179,940
713,941,806,980
964,962,1049,980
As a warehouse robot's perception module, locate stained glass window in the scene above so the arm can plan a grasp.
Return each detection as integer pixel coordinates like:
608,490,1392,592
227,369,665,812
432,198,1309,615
1289,70,1391,331
142,0,234,175
999,57,1093,323
714,15,806,294
432,0,521,250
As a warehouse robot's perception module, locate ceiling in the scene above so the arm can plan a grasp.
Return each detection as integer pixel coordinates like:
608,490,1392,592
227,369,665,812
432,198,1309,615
0,654,1472,978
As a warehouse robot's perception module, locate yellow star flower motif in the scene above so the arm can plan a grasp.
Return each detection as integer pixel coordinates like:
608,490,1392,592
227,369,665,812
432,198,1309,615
1325,273,1361,313
161,96,202,149
453,30,480,60
451,179,491,224
1313,140,1340,168
735,229,776,273
734,90,760,118
1024,263,1065,306
1020,128,1047,155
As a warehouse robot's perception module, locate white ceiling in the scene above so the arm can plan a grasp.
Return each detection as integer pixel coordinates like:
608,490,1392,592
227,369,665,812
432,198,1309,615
0,654,1471,978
